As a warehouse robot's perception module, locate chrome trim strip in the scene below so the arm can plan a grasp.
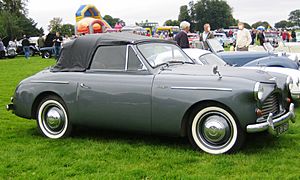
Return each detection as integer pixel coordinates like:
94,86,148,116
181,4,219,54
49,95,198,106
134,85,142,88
30,80,69,84
247,103,296,133
125,45,129,71
171,86,232,92
128,45,148,71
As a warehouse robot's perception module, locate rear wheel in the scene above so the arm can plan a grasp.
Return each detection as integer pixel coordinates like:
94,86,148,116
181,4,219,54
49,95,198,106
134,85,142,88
37,96,72,139
42,51,51,59
187,105,245,154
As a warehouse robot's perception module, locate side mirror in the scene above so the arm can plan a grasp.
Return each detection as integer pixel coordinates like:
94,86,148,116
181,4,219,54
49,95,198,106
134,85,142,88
212,65,222,79
213,65,218,75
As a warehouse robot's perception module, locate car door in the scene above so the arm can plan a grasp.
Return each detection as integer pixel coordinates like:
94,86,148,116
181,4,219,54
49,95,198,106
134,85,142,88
77,45,153,133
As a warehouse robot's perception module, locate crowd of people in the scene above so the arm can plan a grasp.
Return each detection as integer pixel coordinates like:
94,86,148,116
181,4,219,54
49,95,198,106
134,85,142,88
173,21,298,51
0,22,298,60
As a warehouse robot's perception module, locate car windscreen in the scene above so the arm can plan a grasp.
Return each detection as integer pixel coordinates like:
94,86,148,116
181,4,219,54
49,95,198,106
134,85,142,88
206,38,225,53
199,53,227,66
137,43,193,68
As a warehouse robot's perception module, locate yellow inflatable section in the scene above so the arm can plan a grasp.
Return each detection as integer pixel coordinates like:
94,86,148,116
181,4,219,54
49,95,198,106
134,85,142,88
75,4,112,29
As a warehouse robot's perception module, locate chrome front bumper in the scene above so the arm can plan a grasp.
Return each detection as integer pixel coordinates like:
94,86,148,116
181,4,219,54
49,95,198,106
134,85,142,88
247,103,296,133
6,97,14,112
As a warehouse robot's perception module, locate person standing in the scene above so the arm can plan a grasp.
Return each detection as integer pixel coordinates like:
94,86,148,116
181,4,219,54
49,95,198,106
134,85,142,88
250,28,256,45
37,34,45,49
22,35,30,60
282,30,288,42
0,38,5,59
175,21,190,48
291,30,296,42
53,32,63,60
235,22,252,51
199,23,215,50
257,30,265,46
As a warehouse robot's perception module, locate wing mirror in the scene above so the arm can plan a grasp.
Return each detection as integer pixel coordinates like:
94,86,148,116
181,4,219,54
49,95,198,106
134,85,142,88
213,65,222,79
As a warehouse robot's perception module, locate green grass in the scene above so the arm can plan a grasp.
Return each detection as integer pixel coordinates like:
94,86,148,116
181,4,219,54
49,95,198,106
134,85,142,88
1,56,300,179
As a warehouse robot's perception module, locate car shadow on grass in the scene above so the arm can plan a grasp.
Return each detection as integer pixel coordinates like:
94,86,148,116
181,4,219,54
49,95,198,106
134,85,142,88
27,125,295,155
73,127,191,150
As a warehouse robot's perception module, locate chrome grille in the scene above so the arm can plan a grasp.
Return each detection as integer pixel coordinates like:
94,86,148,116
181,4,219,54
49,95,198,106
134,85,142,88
262,93,280,117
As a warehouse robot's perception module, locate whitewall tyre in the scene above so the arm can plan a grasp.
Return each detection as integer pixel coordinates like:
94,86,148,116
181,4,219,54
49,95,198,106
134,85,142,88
188,106,245,154
37,96,72,139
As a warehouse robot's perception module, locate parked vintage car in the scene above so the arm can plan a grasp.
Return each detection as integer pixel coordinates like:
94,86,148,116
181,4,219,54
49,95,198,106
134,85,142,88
206,38,299,69
16,39,40,56
187,33,199,48
264,32,279,48
7,33,296,154
184,48,300,101
213,32,234,47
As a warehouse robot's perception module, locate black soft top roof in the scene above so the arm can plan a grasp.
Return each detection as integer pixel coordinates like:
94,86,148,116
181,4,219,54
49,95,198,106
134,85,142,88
51,32,175,72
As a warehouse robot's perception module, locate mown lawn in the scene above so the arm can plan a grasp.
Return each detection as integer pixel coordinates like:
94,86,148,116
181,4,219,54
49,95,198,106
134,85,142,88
0,56,299,179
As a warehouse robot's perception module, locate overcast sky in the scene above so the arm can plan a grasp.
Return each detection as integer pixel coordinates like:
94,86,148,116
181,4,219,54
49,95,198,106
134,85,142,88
27,0,299,32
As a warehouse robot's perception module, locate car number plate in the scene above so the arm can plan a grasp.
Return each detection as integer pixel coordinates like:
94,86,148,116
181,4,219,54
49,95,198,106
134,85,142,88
275,123,289,135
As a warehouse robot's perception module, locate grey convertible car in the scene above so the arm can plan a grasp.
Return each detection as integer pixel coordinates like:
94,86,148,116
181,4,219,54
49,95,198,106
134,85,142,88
7,33,296,154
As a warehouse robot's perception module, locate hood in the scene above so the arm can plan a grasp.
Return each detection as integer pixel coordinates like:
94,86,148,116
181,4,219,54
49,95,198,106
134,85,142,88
159,64,276,83
217,51,274,67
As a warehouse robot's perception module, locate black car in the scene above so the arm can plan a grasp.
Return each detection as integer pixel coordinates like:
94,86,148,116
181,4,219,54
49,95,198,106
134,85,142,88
40,33,56,59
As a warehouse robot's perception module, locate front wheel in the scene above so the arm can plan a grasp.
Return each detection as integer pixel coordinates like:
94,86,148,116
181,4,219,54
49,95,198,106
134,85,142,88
187,106,245,154
37,96,72,139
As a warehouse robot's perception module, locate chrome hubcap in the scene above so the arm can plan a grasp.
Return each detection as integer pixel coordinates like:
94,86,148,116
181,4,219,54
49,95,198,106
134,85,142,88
46,107,63,129
197,112,232,148
203,115,229,143
43,106,65,133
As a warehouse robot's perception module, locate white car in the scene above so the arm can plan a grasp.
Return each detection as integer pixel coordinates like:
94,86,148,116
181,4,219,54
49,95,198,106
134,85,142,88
213,32,234,47
184,48,300,100
249,41,300,62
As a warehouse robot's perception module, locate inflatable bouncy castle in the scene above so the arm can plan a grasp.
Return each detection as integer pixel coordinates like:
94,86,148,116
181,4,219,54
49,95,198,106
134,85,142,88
75,4,112,35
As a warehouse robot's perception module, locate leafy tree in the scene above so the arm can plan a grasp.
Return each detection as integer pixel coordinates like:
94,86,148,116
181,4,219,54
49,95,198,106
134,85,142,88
288,9,300,26
103,15,125,27
251,21,271,29
0,10,42,42
0,0,27,14
164,19,180,26
0,0,42,44
193,0,235,31
275,20,294,29
48,17,62,33
243,22,251,29
178,5,191,22
60,24,74,37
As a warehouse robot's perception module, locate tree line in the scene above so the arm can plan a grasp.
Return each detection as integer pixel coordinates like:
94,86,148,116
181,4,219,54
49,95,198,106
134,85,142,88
0,0,43,43
164,0,300,31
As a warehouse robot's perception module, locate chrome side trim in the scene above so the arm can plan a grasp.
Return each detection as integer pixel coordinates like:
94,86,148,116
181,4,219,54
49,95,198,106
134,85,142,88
171,86,232,92
30,80,69,84
125,45,129,71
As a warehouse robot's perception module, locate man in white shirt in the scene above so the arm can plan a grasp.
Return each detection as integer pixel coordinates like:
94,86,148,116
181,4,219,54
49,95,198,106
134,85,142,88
236,22,252,51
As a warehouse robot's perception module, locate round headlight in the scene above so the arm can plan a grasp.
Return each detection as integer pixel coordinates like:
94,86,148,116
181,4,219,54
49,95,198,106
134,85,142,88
254,82,264,101
286,76,293,90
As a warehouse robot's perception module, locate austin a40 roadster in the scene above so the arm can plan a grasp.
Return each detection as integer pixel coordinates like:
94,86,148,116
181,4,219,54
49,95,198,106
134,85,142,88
7,33,296,154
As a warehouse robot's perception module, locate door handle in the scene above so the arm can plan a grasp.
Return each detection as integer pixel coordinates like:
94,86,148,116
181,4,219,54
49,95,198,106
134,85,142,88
80,83,90,89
